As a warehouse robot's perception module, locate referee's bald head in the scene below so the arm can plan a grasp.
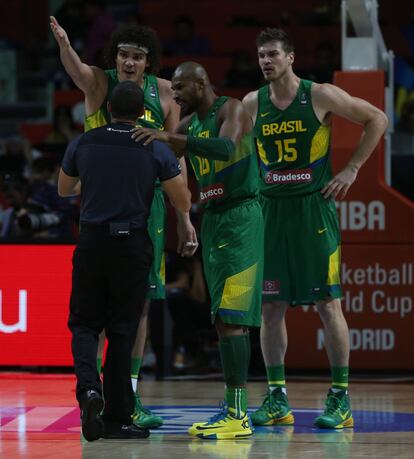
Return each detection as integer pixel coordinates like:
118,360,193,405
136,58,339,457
108,81,144,121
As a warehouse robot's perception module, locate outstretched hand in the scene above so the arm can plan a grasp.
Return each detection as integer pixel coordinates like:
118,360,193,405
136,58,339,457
177,218,199,257
131,126,169,145
321,166,358,200
50,16,69,47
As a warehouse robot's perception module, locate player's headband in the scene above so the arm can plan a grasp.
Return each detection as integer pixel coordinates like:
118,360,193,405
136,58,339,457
117,43,149,54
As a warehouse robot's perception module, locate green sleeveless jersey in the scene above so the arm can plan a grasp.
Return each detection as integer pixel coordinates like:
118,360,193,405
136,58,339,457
187,96,259,210
254,79,332,197
84,69,165,131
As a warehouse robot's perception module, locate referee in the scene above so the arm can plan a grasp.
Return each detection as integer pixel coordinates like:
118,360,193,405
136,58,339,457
58,81,191,441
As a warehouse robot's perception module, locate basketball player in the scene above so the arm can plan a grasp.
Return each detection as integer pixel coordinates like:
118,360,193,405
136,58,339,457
132,62,264,439
242,28,388,429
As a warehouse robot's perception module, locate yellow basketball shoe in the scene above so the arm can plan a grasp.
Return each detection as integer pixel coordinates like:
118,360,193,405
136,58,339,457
188,404,253,440
188,403,229,435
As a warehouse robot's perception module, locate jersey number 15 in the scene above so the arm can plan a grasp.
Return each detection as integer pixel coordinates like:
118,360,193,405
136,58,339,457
275,138,298,162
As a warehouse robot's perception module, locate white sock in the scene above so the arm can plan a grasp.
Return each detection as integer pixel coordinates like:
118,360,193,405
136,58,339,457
331,387,347,394
269,385,287,395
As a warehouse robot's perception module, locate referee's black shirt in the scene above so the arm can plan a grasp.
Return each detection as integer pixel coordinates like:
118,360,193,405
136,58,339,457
61,123,180,229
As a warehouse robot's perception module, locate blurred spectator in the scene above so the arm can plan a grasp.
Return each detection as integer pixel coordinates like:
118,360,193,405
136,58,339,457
24,157,79,239
0,158,79,240
45,105,82,145
397,99,414,133
84,0,116,66
0,175,29,238
298,41,337,83
163,15,212,57
0,137,78,240
222,49,262,89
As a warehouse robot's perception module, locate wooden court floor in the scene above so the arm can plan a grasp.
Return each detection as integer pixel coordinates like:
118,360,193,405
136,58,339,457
1,374,414,458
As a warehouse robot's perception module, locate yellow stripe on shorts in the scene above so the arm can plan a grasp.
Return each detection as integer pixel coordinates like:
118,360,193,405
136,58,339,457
219,263,258,312
327,246,340,288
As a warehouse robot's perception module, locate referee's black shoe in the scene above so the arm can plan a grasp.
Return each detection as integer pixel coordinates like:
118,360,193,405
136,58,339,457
102,421,150,439
80,390,104,442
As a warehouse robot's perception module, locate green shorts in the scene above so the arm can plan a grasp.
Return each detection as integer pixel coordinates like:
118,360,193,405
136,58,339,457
201,199,264,327
260,192,342,304
146,187,166,300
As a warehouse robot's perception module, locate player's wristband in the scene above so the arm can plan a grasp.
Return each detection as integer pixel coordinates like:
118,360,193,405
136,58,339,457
186,136,235,161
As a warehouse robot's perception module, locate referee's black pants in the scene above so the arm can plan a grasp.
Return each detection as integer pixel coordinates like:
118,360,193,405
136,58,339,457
68,225,152,424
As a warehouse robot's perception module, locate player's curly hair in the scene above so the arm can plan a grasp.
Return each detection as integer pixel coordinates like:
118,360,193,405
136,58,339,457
105,25,162,75
256,28,294,54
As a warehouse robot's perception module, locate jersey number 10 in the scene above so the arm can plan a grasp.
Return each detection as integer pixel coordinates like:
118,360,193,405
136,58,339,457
198,157,210,176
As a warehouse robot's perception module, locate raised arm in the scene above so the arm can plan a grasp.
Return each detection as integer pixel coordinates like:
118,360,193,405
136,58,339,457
313,83,388,200
50,16,107,112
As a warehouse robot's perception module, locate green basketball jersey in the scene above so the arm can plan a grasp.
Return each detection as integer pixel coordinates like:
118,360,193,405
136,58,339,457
254,79,332,197
84,69,165,131
187,96,259,210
